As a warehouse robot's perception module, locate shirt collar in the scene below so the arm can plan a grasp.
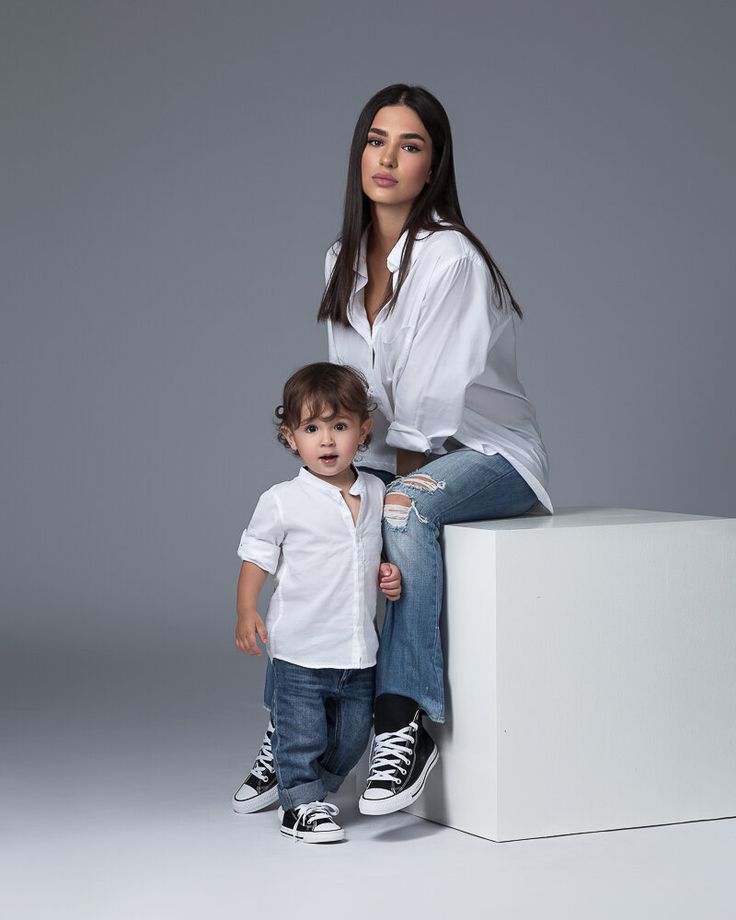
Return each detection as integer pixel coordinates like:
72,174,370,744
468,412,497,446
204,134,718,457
355,208,443,277
297,464,366,497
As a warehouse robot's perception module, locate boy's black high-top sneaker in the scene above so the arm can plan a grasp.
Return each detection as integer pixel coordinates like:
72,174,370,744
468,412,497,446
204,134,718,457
232,719,279,813
358,709,439,815
280,801,345,843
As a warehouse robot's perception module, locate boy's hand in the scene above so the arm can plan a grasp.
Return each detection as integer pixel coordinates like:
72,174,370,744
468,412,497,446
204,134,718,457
235,608,268,656
378,563,402,601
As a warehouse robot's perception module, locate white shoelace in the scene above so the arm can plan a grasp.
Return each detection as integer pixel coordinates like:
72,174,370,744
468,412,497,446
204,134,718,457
294,801,340,831
366,721,417,782
250,722,275,783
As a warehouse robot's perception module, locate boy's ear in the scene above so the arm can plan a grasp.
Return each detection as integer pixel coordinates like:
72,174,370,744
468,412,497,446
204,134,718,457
280,425,296,450
360,417,373,442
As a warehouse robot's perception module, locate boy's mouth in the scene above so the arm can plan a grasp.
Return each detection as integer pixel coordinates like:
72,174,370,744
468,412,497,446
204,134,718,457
319,454,338,463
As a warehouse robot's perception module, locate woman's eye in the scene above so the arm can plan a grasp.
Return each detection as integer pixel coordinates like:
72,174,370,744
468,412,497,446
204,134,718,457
367,138,421,154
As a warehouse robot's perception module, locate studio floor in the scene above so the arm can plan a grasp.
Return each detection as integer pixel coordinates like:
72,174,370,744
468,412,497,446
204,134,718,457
6,643,734,920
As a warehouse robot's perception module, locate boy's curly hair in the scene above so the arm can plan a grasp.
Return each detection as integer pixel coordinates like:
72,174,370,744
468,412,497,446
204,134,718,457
275,363,376,455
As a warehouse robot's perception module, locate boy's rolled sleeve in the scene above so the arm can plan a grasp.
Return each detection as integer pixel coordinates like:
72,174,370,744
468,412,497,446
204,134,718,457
237,490,284,575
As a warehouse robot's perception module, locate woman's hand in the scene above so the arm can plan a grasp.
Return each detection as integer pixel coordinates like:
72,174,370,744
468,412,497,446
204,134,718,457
235,607,268,656
378,563,402,601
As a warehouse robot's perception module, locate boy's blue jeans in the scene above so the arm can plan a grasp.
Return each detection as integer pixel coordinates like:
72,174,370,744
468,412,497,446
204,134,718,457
271,657,375,811
264,449,537,727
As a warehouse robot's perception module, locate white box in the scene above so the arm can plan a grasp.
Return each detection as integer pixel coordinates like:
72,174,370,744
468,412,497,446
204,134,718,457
404,507,736,841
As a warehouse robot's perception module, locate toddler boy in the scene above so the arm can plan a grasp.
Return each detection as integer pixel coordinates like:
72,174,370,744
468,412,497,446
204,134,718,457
233,362,400,842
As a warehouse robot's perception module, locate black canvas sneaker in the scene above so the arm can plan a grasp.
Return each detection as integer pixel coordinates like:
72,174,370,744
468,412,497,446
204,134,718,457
280,801,345,843
358,710,439,815
232,719,279,813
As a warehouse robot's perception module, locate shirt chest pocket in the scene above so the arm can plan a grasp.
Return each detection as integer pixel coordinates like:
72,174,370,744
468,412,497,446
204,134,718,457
376,324,414,388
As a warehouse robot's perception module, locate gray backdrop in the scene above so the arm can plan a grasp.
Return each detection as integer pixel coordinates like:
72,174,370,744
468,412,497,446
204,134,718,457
2,4,735,911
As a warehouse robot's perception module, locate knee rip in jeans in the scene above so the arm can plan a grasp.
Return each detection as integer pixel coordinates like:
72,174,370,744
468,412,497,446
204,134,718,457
383,474,446,528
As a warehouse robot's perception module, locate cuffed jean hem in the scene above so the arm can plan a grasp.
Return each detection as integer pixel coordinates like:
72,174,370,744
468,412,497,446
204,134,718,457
279,779,328,811
320,766,345,794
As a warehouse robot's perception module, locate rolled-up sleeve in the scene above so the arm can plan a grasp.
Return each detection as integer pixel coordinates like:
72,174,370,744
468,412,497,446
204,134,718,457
386,256,505,455
237,490,284,575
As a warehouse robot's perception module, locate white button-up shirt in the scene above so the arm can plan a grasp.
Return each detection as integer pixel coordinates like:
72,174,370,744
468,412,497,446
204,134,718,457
237,466,386,670
325,216,553,513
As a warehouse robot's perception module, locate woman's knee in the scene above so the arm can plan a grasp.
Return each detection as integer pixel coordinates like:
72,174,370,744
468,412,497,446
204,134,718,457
382,472,447,531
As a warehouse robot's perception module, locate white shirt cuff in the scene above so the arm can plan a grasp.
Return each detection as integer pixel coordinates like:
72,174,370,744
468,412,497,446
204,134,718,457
385,422,434,455
237,535,280,574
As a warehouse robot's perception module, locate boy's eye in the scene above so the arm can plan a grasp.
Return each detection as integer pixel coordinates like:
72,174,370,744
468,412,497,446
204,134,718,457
305,425,317,433
335,423,348,431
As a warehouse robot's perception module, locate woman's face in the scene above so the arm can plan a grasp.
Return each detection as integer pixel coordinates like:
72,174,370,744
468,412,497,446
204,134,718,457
360,105,433,210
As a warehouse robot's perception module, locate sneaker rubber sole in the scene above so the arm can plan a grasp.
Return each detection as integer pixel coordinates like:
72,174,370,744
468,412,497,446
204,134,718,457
280,825,345,843
358,744,439,816
232,784,280,814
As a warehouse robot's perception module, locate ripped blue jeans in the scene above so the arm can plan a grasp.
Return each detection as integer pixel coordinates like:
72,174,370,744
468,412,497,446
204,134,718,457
363,449,537,723
263,449,537,724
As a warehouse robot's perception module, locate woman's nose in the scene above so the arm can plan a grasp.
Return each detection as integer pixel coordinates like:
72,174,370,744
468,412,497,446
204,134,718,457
380,146,397,167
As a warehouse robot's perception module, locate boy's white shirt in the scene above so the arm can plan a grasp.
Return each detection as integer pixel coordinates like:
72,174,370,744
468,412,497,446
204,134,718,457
237,465,386,670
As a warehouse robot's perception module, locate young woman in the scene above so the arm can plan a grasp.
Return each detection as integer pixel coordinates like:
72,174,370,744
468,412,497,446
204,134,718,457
233,83,552,819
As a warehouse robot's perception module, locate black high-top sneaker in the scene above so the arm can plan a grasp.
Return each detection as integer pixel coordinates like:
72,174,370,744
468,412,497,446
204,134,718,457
232,719,279,813
280,801,345,843
358,709,439,815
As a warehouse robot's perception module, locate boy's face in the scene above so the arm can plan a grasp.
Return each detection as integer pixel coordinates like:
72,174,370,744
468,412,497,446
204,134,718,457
282,405,372,481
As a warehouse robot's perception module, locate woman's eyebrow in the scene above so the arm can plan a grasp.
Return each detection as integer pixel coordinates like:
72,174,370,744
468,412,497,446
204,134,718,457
368,127,426,142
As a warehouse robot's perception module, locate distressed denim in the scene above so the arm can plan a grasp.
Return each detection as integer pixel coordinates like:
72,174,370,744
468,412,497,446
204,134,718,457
270,658,375,810
363,449,537,723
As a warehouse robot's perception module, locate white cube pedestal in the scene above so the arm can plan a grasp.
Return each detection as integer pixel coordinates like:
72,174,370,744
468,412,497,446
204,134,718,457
404,507,736,841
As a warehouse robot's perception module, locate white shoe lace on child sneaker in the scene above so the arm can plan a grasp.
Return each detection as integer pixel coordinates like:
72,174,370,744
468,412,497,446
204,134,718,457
280,801,345,843
232,720,279,813
250,728,275,783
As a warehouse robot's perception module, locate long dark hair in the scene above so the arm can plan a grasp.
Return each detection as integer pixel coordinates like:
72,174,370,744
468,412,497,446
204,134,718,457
318,83,523,327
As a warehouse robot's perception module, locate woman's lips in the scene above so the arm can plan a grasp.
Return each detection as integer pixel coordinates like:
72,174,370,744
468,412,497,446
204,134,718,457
372,175,398,187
